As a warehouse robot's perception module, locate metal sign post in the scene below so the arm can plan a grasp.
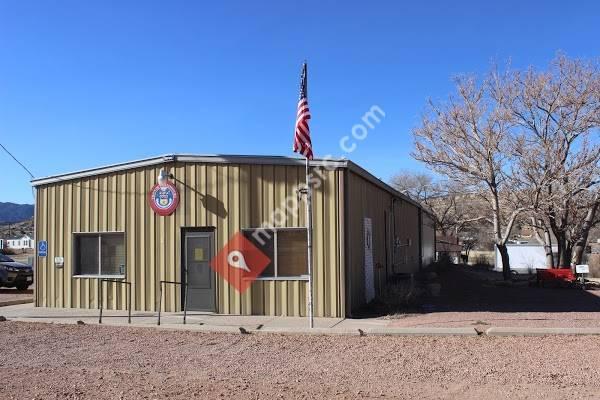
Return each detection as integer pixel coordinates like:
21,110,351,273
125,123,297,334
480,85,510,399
575,264,590,286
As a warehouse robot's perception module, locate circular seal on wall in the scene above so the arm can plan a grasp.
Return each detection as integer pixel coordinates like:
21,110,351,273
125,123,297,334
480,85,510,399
148,181,179,216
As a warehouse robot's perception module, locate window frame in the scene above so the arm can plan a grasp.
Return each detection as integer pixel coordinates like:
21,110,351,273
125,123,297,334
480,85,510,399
242,227,309,281
72,231,127,279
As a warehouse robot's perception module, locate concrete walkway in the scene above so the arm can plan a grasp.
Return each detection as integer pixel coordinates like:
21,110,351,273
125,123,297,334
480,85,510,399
1,303,600,336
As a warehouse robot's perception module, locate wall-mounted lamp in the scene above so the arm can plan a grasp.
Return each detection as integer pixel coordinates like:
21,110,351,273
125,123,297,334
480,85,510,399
157,169,174,187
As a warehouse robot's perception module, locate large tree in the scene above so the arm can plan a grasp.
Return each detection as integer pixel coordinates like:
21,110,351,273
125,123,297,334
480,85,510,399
412,76,523,280
492,54,600,266
390,171,487,237
413,54,600,276
570,191,600,264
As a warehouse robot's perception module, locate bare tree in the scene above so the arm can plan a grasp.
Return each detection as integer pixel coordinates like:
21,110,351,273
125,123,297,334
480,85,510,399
569,191,600,264
390,171,434,201
390,171,487,236
412,76,523,280
529,216,556,267
493,54,600,266
461,235,479,264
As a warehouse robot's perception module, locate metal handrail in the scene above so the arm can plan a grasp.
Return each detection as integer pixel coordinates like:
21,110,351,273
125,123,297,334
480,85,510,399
98,279,132,324
157,280,188,326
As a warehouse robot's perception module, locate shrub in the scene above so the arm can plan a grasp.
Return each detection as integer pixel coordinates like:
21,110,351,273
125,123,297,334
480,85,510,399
437,252,454,267
473,253,493,269
380,278,421,307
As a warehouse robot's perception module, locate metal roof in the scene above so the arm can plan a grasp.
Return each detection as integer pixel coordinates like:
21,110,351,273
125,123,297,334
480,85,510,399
30,153,424,209
5,236,30,240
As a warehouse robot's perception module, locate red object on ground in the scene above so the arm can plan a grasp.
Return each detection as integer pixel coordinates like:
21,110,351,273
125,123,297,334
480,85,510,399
536,268,575,286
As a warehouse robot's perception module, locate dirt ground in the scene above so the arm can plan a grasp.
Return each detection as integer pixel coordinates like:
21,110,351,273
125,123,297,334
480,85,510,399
1,321,599,399
0,288,33,305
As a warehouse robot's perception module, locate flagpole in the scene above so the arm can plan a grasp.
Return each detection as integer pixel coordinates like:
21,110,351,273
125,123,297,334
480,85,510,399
305,156,314,328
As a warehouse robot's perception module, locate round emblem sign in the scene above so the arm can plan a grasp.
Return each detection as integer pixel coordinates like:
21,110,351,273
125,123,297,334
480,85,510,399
148,181,179,216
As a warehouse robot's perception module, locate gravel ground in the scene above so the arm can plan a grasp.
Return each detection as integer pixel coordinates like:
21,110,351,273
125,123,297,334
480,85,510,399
1,321,599,399
0,288,33,305
388,310,600,328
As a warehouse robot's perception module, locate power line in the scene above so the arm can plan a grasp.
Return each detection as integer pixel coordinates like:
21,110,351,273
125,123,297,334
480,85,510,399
0,142,35,179
0,142,36,200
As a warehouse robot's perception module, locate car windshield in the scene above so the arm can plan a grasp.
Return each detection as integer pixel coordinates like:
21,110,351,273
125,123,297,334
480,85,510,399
0,254,15,262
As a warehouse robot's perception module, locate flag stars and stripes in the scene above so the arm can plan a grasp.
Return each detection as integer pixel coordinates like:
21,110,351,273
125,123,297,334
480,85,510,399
293,62,313,160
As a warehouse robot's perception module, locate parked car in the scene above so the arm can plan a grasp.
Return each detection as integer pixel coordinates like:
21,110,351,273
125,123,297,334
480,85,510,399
0,254,33,290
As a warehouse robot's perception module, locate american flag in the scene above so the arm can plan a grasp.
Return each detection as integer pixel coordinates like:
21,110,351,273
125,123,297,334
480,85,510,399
293,62,313,160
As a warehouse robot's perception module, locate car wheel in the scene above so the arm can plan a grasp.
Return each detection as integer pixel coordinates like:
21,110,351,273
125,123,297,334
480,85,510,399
16,283,29,291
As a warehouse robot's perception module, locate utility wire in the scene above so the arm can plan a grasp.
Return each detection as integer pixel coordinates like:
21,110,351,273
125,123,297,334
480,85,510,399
0,142,36,200
0,142,35,179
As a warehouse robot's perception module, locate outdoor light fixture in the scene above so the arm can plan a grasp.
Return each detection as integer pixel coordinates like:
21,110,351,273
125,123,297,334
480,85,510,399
157,169,174,187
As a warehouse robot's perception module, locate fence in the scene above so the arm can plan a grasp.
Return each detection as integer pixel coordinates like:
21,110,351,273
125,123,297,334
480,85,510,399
98,279,132,324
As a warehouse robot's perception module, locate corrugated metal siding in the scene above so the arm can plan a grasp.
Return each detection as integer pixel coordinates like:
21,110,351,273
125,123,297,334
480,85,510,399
393,195,421,273
34,162,344,317
421,212,436,266
345,171,422,314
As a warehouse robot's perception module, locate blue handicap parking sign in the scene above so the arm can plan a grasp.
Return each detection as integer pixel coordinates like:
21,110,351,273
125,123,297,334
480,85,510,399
38,240,48,257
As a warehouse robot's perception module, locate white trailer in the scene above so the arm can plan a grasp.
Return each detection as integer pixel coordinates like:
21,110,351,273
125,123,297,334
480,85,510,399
495,243,558,274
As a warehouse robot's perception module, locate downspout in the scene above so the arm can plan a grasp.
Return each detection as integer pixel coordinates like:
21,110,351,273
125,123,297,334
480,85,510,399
434,220,437,262
418,208,423,270
391,197,397,275
33,185,38,307
343,169,351,317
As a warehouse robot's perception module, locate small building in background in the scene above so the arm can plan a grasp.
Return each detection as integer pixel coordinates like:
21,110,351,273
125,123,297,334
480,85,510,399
588,239,600,278
436,233,462,263
5,234,35,250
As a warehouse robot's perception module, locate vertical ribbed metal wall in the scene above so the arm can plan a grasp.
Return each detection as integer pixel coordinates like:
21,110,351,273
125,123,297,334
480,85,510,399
35,162,344,317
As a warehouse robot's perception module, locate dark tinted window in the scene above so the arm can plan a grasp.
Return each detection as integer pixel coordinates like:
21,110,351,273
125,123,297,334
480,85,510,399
243,229,275,277
242,228,307,278
277,230,308,277
101,234,126,275
74,233,125,276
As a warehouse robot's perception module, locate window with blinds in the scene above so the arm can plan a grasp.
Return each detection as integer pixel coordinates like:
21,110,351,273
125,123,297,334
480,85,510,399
73,233,126,277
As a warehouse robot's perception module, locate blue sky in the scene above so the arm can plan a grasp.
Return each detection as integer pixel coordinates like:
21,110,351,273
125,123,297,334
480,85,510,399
1,0,599,204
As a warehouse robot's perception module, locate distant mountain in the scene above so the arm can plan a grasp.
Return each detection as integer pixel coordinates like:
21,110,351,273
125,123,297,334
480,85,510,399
0,202,34,223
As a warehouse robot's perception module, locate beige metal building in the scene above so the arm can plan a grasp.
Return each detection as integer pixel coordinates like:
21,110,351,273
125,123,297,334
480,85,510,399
32,154,435,318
